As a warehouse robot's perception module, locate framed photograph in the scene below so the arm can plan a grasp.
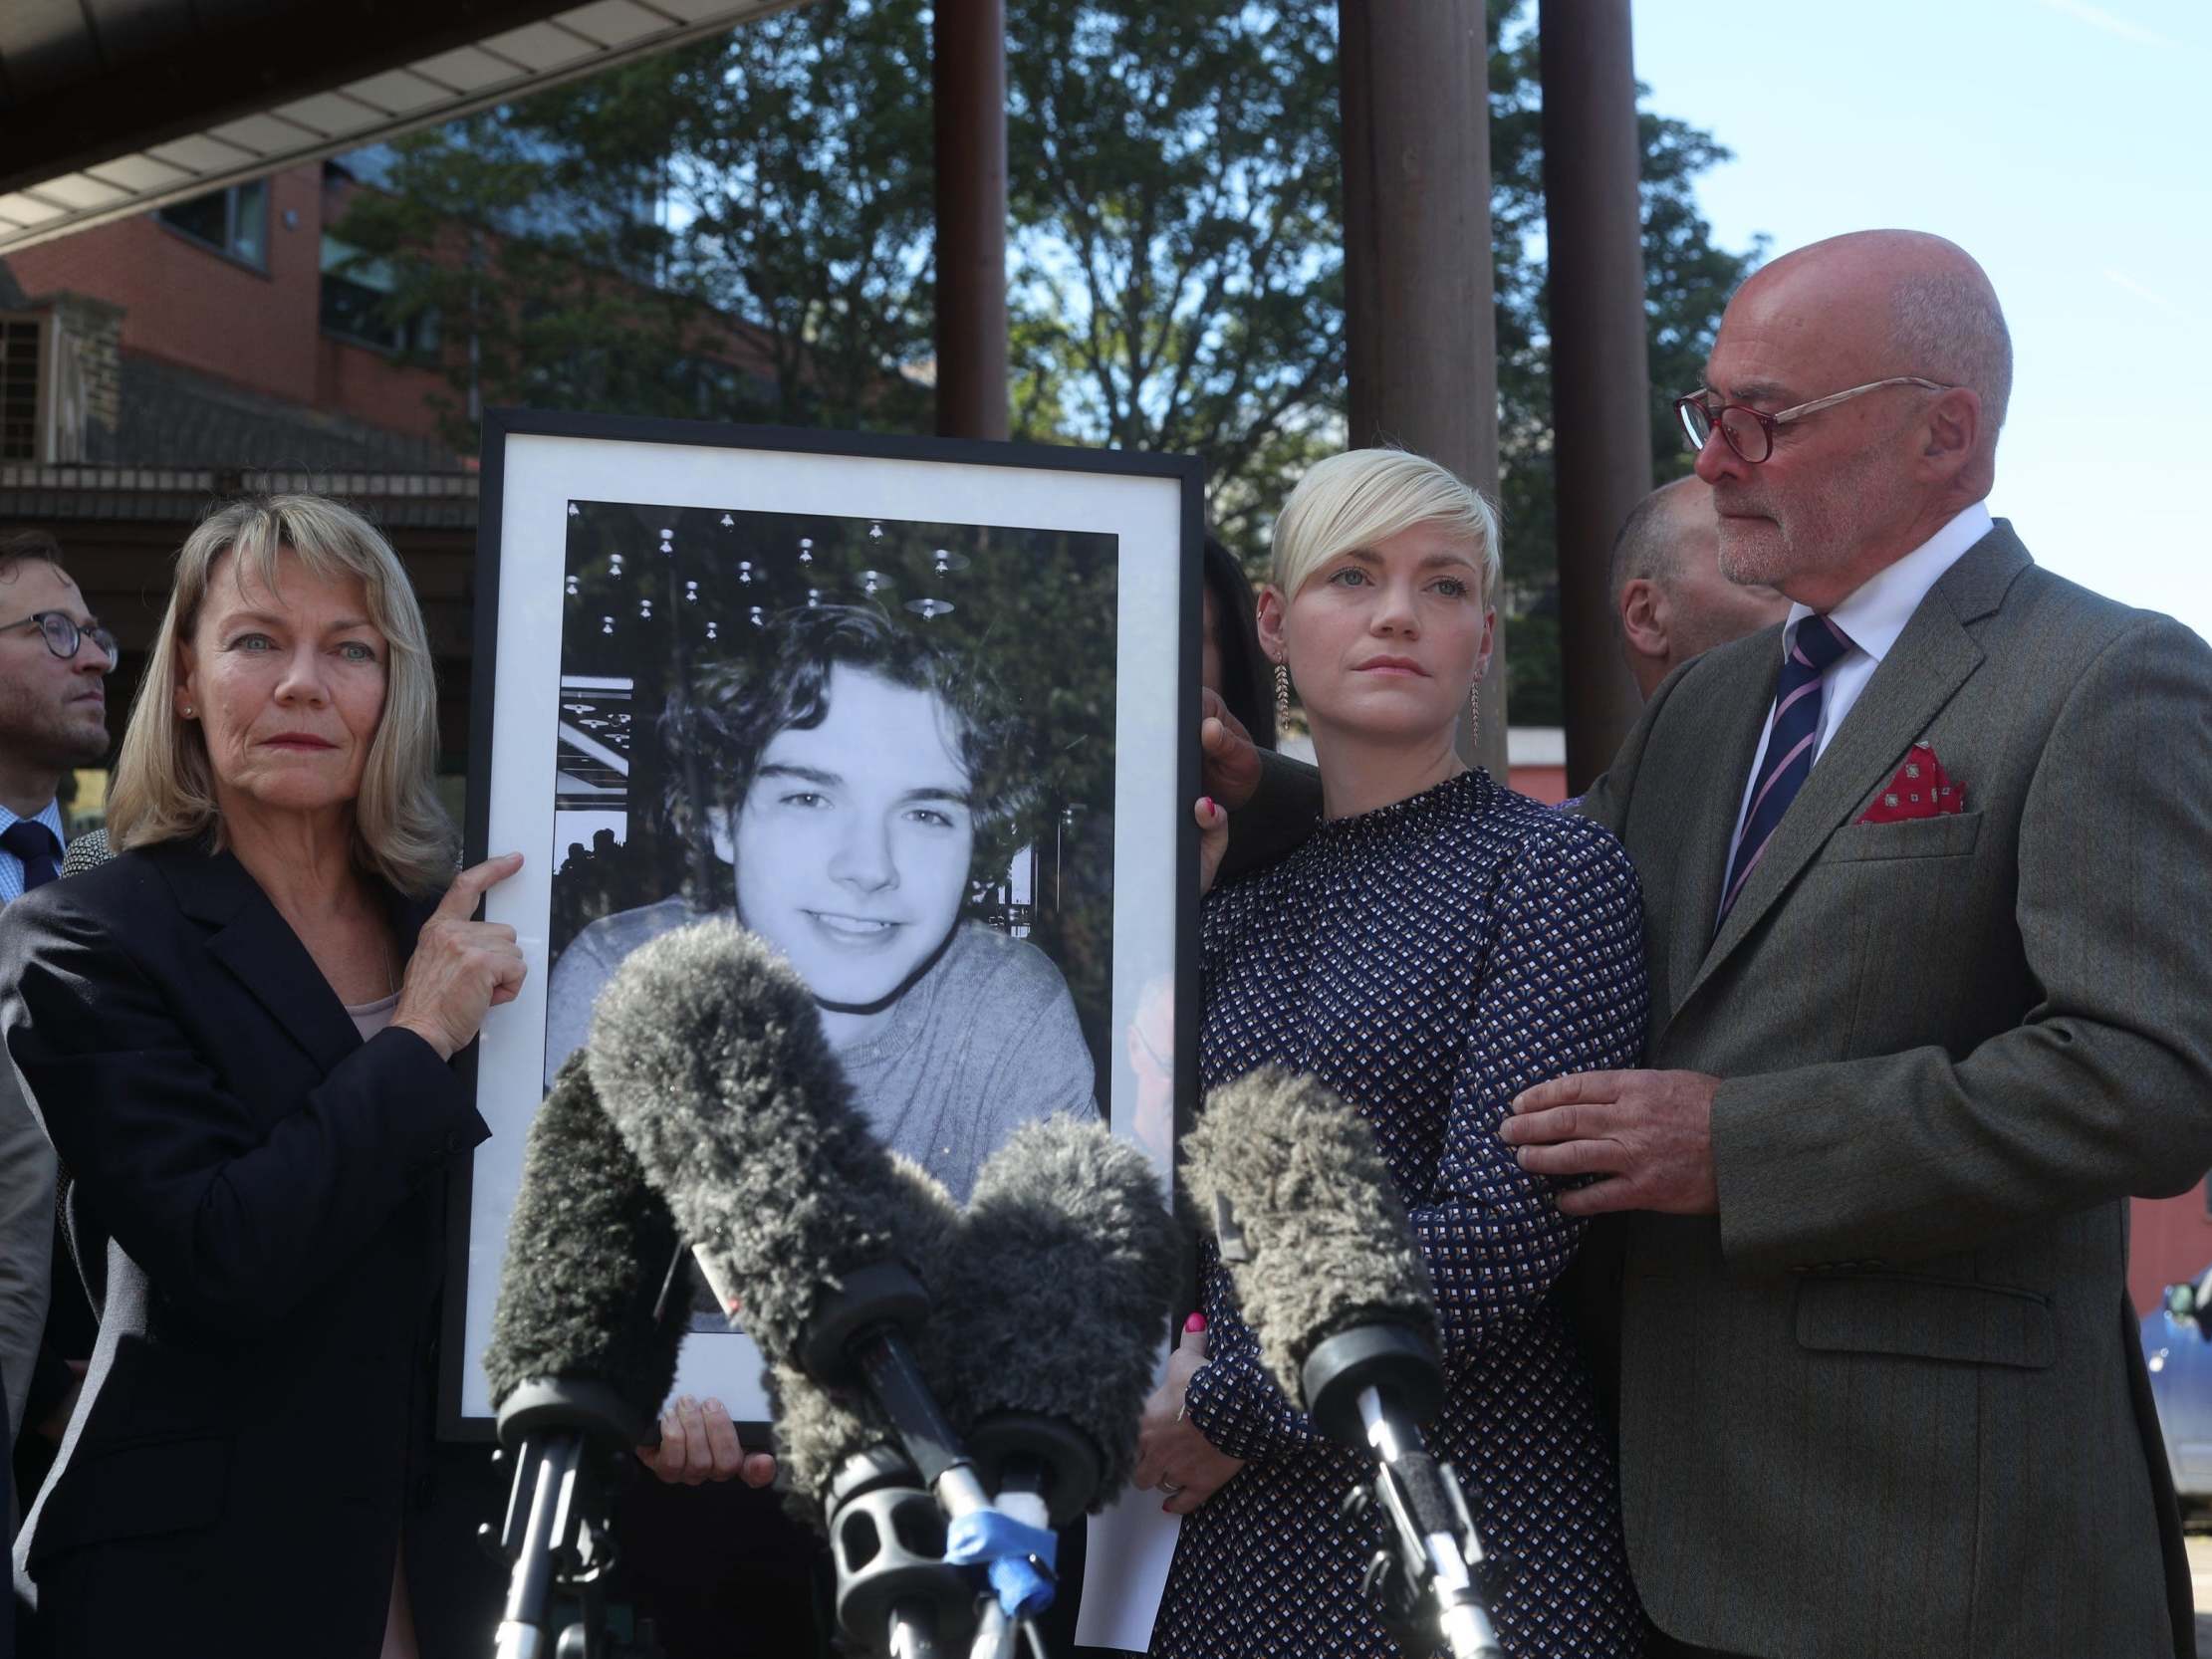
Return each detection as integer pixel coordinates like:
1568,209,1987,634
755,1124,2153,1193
441,408,1202,1437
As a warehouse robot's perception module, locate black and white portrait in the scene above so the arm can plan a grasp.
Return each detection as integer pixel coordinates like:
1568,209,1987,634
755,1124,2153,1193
451,413,1198,1430
543,506,1115,1322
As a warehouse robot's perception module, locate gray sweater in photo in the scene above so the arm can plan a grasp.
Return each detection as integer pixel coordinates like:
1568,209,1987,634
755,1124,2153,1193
543,899,1099,1201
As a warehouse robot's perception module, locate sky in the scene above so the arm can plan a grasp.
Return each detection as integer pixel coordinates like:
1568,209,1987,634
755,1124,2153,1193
1628,0,2212,641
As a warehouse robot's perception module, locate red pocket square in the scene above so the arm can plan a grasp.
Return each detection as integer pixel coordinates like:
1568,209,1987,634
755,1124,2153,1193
1857,742,1966,824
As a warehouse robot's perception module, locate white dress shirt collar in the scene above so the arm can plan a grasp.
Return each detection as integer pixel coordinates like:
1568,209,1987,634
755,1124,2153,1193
1723,501,1998,906
1781,500,1995,667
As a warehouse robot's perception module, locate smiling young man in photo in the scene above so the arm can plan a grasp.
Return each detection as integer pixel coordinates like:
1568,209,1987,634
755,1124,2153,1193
728,664,981,1043
543,602,1097,1203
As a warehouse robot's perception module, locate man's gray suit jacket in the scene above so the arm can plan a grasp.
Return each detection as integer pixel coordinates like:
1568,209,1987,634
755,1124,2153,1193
1577,522,2211,1658
0,948,53,1448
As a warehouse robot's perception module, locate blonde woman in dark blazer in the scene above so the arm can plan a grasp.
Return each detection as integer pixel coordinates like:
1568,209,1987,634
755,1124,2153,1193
3,495,523,1659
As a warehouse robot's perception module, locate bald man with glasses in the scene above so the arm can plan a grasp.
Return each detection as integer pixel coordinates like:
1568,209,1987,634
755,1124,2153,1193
0,529,112,1579
1508,231,2210,1658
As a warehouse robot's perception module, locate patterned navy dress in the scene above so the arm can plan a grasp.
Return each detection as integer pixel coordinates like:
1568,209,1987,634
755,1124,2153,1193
1151,770,1649,1659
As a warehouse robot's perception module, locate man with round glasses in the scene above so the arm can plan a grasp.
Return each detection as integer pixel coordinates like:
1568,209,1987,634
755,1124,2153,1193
0,532,112,868
1506,230,2212,1656
0,527,113,1604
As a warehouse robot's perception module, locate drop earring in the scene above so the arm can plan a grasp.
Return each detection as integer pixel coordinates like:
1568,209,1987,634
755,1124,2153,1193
1469,680,1481,744
1274,661,1291,724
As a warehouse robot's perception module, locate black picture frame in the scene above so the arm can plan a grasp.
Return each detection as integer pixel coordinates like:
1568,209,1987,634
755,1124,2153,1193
439,407,1204,1442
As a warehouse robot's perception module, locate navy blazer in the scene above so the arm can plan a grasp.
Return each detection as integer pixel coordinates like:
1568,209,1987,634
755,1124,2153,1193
1,838,490,1659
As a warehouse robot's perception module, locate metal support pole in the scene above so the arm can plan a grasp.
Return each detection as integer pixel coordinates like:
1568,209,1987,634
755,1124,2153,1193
932,0,1009,441
1539,0,1653,790
1339,0,1506,782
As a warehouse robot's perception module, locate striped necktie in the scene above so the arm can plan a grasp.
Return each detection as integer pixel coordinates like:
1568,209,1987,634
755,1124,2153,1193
1719,613,1854,923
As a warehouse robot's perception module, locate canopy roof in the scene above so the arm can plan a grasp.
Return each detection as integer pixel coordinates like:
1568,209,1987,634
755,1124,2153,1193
0,0,803,255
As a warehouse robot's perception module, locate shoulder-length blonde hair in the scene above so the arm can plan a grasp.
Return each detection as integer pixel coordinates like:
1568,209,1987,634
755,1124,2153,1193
107,494,457,897
1271,447,1503,605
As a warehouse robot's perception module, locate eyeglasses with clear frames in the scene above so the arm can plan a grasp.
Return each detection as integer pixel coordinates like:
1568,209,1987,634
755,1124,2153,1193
1675,375,1956,465
0,610,120,674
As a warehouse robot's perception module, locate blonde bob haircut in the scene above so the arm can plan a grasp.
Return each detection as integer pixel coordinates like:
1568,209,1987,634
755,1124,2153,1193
107,494,457,897
1270,448,1502,606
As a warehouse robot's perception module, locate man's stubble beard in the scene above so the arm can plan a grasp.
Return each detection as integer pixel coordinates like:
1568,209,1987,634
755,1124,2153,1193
0,684,110,777
1716,442,1919,599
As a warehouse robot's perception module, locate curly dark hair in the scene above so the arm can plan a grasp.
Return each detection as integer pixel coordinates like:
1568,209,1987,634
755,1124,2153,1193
661,601,1032,873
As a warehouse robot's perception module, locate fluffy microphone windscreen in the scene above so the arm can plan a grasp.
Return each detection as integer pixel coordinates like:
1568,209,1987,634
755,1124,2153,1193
484,1054,688,1417
586,918,929,1371
936,1115,1178,1508
769,1152,962,1527
1179,1066,1439,1407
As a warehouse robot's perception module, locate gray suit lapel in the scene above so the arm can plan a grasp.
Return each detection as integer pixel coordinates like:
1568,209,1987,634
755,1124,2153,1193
1670,525,2031,1026
1665,635,1782,1020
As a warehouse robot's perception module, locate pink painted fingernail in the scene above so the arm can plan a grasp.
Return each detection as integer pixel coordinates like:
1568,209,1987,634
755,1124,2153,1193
1185,1312,1207,1333
1199,797,1215,818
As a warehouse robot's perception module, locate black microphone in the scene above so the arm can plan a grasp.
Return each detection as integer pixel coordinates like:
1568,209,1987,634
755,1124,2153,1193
753,1166,981,1659
1182,1066,1502,1659
583,918,960,1486
482,1054,689,1659
757,1154,961,1522
583,919,942,1358
587,918,1049,1652
939,1115,1180,1529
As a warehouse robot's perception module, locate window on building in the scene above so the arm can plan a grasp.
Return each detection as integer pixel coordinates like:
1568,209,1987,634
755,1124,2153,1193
157,180,270,268
319,236,438,355
1,316,39,460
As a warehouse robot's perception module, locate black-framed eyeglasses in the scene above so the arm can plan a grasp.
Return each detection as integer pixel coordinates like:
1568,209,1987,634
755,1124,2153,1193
1675,375,1956,464
0,611,119,674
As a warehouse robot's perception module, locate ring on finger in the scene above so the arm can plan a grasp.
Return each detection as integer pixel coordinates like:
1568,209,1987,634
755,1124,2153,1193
1159,1481,1183,1497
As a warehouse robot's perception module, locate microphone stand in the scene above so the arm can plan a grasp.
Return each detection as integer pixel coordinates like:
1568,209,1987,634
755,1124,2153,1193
804,1264,1060,1659
828,1447,979,1659
957,1452,1060,1659
487,1379,656,1659
1302,1326,1503,1659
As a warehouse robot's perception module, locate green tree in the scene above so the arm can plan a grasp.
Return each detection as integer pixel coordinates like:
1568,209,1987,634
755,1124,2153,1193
339,0,1756,720
1002,0,1347,552
335,0,938,446
996,0,1757,718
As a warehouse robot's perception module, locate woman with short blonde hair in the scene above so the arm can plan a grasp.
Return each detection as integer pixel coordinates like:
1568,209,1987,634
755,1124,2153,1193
1136,448,1651,1656
1269,445,1504,607
4,492,527,1659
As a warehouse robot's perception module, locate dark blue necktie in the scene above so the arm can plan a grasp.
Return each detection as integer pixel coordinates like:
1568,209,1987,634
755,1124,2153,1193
1720,614,1854,922
3,819,62,890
